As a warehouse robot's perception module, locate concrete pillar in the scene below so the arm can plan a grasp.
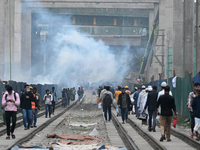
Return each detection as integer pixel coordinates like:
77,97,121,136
183,0,194,75
0,0,5,79
196,0,200,74
21,3,32,79
13,0,22,80
173,0,183,77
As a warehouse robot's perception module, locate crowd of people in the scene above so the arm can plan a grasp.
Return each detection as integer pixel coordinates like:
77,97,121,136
1,85,58,140
98,82,178,142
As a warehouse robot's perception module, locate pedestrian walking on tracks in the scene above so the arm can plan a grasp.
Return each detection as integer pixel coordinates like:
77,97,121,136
2,86,20,140
43,89,53,118
62,88,67,107
187,82,200,138
144,86,158,132
31,87,41,128
20,85,34,130
102,86,113,121
115,86,122,116
118,87,132,124
192,88,200,141
133,87,141,117
51,87,57,115
156,86,177,142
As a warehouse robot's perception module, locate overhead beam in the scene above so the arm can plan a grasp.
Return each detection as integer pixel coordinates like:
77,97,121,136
22,0,159,3
26,2,154,9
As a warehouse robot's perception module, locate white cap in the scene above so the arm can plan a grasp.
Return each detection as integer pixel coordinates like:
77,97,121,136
148,85,152,89
142,85,146,89
135,87,138,90
145,88,149,91
148,87,153,91
161,82,167,87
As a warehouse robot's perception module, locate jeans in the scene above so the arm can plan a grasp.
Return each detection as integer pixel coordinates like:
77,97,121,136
160,116,172,140
121,108,128,122
5,111,16,136
103,106,112,121
3,108,6,124
135,104,139,117
116,103,121,116
45,104,52,117
32,109,38,126
148,110,156,130
22,109,32,128
190,111,195,133
52,101,55,114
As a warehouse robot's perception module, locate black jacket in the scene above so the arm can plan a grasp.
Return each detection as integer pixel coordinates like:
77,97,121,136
156,94,176,116
20,92,35,109
144,91,158,111
192,96,200,118
118,92,131,108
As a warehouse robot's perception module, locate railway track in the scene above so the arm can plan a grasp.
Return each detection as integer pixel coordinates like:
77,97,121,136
0,99,63,137
6,99,79,150
112,104,199,150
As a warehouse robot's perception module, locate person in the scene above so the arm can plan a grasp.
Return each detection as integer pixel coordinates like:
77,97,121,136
72,87,76,100
133,87,141,117
2,86,20,140
125,86,132,115
1,84,9,126
144,86,158,132
51,87,57,115
187,82,200,138
102,86,113,121
77,87,81,102
115,86,122,116
118,87,132,124
98,86,103,98
110,86,115,98
100,86,107,107
137,86,147,118
62,88,67,107
31,87,41,127
20,84,34,130
156,86,176,142
67,88,71,105
192,88,200,141
43,89,53,118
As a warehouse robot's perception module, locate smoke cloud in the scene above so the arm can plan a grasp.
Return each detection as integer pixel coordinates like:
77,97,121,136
17,3,144,88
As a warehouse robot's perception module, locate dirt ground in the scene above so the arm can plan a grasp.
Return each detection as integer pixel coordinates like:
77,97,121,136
23,90,111,148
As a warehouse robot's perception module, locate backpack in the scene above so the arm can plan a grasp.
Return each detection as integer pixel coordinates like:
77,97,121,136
5,93,17,101
103,93,112,107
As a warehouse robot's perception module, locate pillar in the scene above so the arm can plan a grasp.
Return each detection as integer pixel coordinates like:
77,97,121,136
183,0,194,75
173,0,183,77
196,0,200,74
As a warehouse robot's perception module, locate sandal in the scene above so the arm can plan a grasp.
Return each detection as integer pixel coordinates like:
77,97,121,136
11,134,15,139
6,136,10,140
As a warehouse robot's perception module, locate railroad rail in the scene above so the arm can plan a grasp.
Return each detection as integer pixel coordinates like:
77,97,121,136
0,99,63,137
7,99,79,150
112,112,139,150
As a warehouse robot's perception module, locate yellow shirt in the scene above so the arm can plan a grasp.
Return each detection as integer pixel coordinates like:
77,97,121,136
115,90,122,103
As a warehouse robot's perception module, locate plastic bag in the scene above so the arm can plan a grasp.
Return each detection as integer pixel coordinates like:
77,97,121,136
172,118,177,128
156,115,160,122
97,98,100,103
98,103,102,109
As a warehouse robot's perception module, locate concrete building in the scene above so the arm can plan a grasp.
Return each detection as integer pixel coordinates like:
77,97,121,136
0,0,197,83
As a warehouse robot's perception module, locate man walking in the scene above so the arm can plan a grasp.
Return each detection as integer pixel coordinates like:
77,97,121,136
118,87,132,124
133,87,141,117
20,85,34,130
187,82,200,138
144,86,158,132
51,87,57,115
2,86,20,139
43,89,53,118
115,86,122,116
102,86,113,121
156,86,176,142
192,88,200,140
31,87,41,128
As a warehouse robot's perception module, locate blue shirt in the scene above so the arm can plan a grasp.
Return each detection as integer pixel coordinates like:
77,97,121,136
133,91,141,105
